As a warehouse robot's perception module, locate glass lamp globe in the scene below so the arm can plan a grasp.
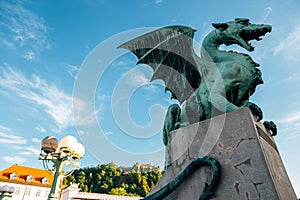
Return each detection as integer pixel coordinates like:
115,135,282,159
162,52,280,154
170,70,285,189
54,143,61,154
74,143,85,159
8,186,15,193
41,136,59,154
0,185,10,192
60,136,78,153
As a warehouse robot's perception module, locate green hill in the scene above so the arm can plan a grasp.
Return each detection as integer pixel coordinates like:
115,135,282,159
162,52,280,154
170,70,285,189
63,162,163,197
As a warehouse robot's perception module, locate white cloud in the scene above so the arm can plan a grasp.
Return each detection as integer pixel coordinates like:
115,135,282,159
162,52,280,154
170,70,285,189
23,50,35,61
18,151,32,155
110,58,136,71
25,146,40,155
124,69,149,86
97,94,110,102
13,145,40,156
111,60,127,68
0,67,74,131
277,111,300,137
0,133,26,144
35,126,46,133
278,111,300,124
0,39,15,49
281,72,300,82
0,125,40,164
32,137,41,143
120,67,162,94
104,131,113,135
0,1,50,60
155,0,163,4
66,64,79,79
0,125,26,145
0,125,12,132
3,155,26,163
272,26,300,62
78,130,86,135
73,97,100,126
262,7,272,22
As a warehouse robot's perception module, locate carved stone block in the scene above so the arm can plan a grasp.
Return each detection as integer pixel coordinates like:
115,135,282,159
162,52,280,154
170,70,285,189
150,108,297,200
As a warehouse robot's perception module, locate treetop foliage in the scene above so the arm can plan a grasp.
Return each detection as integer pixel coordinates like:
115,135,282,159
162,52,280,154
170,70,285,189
63,162,163,197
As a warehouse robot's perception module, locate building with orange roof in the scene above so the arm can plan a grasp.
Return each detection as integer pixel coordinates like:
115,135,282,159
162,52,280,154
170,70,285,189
0,164,53,200
0,164,144,200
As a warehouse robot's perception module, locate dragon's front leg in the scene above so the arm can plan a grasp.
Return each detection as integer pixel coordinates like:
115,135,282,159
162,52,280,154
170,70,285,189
243,102,277,136
243,102,263,121
163,104,181,145
263,121,277,136
163,104,181,169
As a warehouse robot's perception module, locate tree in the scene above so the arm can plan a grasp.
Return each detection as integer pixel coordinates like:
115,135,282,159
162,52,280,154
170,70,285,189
76,170,87,191
110,187,127,196
63,162,163,197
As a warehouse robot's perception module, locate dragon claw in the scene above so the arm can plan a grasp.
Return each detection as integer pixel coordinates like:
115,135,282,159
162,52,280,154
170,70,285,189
175,122,190,129
245,102,263,121
174,122,181,129
263,121,277,136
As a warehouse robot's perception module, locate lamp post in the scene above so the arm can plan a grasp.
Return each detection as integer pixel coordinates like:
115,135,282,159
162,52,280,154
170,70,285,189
39,136,85,200
0,185,15,200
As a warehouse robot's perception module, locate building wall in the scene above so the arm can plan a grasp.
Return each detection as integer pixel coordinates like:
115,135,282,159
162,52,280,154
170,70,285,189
0,164,54,199
61,183,141,200
0,181,50,200
61,183,80,200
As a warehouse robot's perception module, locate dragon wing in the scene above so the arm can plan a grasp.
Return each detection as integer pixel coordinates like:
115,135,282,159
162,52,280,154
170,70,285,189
119,26,201,104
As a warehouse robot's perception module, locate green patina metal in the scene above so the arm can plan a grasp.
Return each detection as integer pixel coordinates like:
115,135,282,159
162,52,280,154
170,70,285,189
120,18,276,169
263,121,277,136
143,156,221,200
120,19,277,198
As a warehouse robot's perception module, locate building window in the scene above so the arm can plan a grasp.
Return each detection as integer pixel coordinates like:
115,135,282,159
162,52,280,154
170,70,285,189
45,191,49,198
42,177,49,184
14,187,21,195
9,172,18,180
35,189,41,197
25,188,31,196
26,175,34,182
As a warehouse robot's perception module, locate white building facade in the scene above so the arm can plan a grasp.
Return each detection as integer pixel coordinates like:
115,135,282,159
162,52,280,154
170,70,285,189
61,183,141,200
0,164,52,200
1,164,143,200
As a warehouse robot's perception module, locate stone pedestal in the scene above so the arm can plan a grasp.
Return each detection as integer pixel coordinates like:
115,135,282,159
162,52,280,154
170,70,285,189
150,108,297,200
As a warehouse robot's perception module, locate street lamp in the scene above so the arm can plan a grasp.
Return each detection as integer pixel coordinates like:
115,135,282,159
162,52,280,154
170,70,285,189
39,136,85,200
0,185,15,200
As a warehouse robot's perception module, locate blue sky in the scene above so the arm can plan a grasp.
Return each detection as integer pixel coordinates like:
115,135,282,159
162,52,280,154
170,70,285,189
0,0,300,196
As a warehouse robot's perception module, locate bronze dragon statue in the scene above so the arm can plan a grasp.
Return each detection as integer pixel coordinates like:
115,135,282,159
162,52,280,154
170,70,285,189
120,18,277,199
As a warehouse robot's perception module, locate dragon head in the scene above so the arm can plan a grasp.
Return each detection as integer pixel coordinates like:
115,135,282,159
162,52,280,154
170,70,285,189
212,18,272,51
